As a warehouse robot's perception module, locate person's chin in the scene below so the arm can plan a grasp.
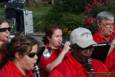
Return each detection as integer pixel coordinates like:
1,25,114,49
30,65,34,70
3,39,8,43
56,45,60,47
31,67,34,70
84,55,91,59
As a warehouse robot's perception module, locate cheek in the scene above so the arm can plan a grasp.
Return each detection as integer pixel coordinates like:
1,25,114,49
0,33,4,38
82,50,92,56
0,33,7,41
21,57,34,70
51,38,58,44
104,27,112,34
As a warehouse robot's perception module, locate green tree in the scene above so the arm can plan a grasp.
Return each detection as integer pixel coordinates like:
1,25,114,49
53,0,89,14
37,0,89,32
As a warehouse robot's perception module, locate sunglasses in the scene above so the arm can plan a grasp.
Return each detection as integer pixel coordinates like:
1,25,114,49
27,52,37,58
0,27,11,32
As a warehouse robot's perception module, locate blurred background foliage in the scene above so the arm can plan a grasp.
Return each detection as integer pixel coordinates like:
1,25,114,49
0,0,115,35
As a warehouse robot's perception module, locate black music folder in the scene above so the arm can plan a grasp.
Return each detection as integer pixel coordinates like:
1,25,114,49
91,45,110,62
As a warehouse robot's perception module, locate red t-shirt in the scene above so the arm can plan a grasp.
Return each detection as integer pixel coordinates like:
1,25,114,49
93,32,114,42
105,49,115,72
0,61,34,77
39,47,63,77
50,55,110,77
39,45,112,77
93,31,115,73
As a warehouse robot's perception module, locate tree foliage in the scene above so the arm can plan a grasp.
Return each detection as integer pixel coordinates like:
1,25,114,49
53,0,89,14
39,0,89,31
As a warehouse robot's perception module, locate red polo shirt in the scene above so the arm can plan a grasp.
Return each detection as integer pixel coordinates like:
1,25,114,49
39,47,63,77
39,45,111,77
105,49,115,72
0,61,34,77
93,31,115,73
50,54,110,77
93,32,114,42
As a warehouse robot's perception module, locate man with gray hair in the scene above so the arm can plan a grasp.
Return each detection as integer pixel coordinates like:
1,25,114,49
93,11,115,73
96,11,114,22
93,11,114,42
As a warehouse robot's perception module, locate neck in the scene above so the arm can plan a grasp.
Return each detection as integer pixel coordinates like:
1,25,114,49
98,30,111,41
0,41,4,48
72,52,88,64
76,56,89,64
14,60,26,76
48,44,58,49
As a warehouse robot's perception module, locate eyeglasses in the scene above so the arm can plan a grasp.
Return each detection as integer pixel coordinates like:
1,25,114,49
0,27,11,32
27,52,37,58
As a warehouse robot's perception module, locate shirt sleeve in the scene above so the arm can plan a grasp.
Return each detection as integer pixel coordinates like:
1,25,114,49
39,50,57,69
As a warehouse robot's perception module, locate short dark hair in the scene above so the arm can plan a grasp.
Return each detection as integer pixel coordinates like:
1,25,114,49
0,19,9,26
0,33,39,68
43,25,62,44
8,33,39,60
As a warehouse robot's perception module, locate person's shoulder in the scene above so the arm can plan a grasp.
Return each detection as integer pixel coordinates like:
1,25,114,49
93,31,101,37
0,61,19,74
0,61,24,77
93,32,105,42
92,59,104,65
0,62,11,77
92,59,109,72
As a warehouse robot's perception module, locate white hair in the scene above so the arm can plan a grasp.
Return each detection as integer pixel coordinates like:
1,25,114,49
96,11,114,21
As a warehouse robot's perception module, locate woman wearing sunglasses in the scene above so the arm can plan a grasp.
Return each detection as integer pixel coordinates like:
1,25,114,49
0,19,11,68
0,19,11,45
38,25,70,77
0,33,39,77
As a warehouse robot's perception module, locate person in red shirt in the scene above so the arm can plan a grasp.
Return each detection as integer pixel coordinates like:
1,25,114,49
0,19,11,67
93,11,115,42
93,11,115,54
0,33,39,77
50,27,111,77
38,25,70,77
93,11,115,73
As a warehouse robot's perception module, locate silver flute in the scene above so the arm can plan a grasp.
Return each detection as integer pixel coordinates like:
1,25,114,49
34,64,40,77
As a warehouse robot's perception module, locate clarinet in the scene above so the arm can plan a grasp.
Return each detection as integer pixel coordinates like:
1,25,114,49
87,58,95,77
34,64,40,77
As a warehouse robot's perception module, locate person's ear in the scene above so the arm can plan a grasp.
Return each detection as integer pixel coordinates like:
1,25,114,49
15,52,23,60
47,36,52,42
97,20,101,26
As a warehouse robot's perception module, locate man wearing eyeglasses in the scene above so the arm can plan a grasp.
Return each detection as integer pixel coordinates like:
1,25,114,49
93,11,115,73
93,11,115,43
0,19,11,68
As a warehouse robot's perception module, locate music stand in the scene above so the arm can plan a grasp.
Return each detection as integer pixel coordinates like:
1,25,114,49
91,45,110,62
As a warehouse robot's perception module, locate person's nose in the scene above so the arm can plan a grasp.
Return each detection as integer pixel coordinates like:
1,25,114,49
6,30,10,34
34,54,38,60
